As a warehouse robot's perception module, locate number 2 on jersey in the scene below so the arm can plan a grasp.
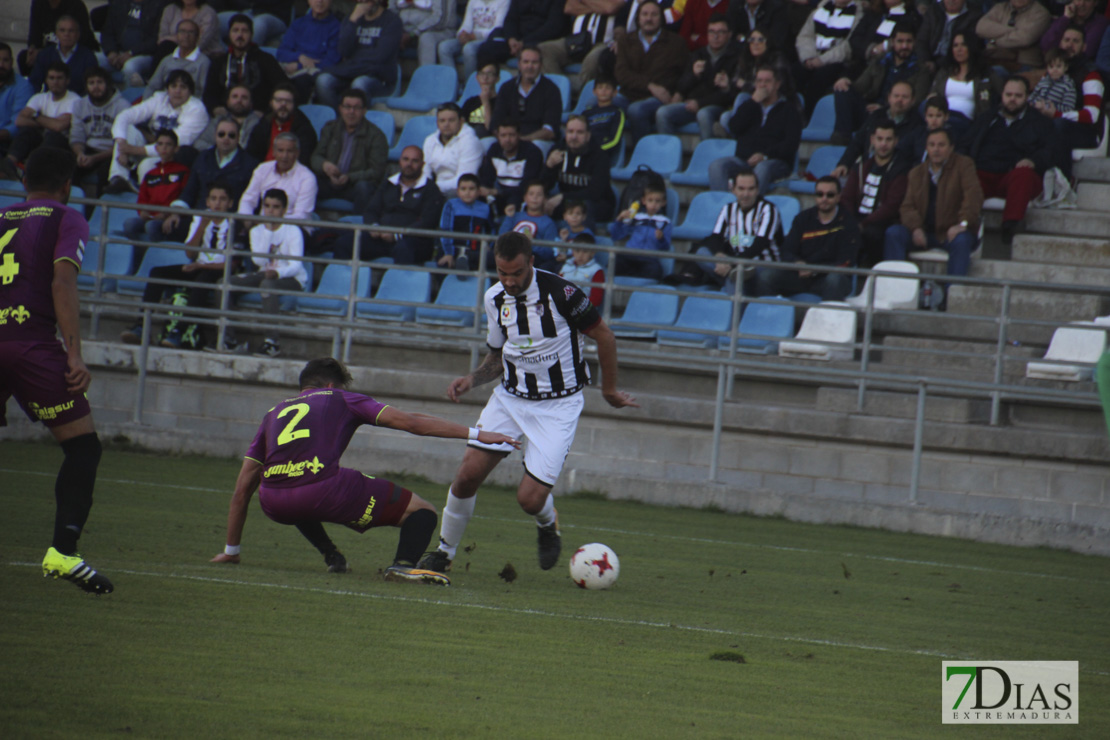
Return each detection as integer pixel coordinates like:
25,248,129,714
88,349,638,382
0,228,19,285
276,403,311,445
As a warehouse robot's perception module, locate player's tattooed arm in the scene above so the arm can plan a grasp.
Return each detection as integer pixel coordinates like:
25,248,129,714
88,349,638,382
470,348,504,386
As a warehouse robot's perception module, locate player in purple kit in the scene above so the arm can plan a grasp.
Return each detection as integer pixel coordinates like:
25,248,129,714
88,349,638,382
0,147,113,595
210,357,520,585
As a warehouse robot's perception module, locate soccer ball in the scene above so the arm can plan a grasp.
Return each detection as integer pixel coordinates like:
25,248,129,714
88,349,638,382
569,543,620,590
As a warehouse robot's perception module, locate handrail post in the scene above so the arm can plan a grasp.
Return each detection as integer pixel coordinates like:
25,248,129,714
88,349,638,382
342,228,362,362
856,267,877,411
991,283,1012,426
709,361,728,482
132,308,152,424
89,199,111,339
909,380,927,504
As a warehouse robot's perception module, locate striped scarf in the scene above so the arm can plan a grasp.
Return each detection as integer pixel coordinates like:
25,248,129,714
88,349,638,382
813,2,858,52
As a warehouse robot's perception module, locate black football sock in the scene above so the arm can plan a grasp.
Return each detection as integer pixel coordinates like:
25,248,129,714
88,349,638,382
53,433,102,555
394,509,437,566
295,521,338,555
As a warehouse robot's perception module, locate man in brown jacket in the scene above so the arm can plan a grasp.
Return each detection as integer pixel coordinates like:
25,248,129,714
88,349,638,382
975,0,1051,71
882,128,983,277
615,0,689,143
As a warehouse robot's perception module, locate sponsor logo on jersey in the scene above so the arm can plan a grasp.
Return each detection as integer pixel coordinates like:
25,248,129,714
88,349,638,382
263,456,326,479
0,305,31,324
29,399,76,421
500,304,514,324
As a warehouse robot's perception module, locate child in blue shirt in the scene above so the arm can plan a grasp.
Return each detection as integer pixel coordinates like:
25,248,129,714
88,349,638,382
559,233,605,307
582,76,625,167
438,173,493,271
609,186,671,281
499,180,559,271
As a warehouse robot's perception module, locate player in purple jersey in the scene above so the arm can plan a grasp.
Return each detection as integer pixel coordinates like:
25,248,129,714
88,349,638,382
210,357,520,585
0,147,113,595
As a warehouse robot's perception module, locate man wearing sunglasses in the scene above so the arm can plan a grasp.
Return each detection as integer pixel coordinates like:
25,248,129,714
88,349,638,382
754,174,859,299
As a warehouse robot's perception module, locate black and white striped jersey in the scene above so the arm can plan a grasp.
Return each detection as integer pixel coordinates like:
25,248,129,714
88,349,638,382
485,269,602,400
710,198,784,262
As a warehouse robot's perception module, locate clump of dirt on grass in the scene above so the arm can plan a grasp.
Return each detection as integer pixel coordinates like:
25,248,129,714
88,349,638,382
709,652,746,663
498,563,517,583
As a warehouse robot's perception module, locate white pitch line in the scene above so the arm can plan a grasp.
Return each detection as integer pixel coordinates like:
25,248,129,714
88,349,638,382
2,467,1101,585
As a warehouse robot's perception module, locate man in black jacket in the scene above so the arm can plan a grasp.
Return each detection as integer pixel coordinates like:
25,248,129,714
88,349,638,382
708,65,801,193
491,46,563,142
755,175,859,299
838,119,909,266
656,14,742,140
245,82,317,166
203,14,287,114
476,0,569,67
832,80,923,176
541,114,614,223
101,0,166,87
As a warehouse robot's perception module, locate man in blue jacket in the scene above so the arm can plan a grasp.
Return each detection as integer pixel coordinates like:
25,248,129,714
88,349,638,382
315,0,402,107
276,0,341,104
0,44,34,157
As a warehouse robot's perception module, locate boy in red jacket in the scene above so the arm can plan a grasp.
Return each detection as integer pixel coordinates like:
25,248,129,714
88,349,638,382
123,129,190,250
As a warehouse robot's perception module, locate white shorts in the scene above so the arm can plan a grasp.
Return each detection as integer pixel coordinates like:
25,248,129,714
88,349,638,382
471,385,585,487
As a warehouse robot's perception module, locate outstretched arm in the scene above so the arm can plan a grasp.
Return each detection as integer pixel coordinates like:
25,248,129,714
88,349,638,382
376,406,520,448
584,319,638,409
211,458,262,563
447,348,503,402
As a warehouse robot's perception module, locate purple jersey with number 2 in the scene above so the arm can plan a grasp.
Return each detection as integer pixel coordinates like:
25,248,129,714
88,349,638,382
245,388,388,489
0,198,89,342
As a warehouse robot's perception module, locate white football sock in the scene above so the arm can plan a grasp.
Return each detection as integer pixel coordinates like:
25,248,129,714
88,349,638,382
534,493,557,529
438,489,476,559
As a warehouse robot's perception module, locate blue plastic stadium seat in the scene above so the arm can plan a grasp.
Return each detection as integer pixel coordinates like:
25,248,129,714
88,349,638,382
670,138,735,188
657,294,736,348
119,87,144,103
457,69,513,106
547,74,572,112
614,276,660,289
356,268,432,321
718,297,794,354
801,95,836,142
610,134,683,181
764,195,801,234
300,104,336,138
299,264,370,315
388,116,438,162
383,65,458,112
116,245,190,296
364,109,395,145
317,198,355,213
788,145,846,194
78,240,133,293
415,274,489,326
610,286,679,339
665,187,679,223
672,191,734,241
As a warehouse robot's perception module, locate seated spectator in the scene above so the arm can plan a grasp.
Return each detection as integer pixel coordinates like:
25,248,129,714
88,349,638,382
909,96,950,162
795,0,864,116
102,0,167,88
69,68,131,191
832,22,928,140
439,0,511,81
975,0,1050,73
581,75,626,163
754,175,859,299
144,19,211,100
656,14,742,141
848,0,920,68
157,0,222,61
1030,50,1078,116
0,44,34,158
437,172,494,270
557,199,594,242
226,188,309,358
28,15,98,95
162,115,259,239
960,76,1053,245
680,0,732,51
275,0,341,104
669,170,784,289
478,120,544,216
218,2,292,48
914,0,980,75
107,69,208,192
832,79,922,177
203,13,287,114
560,233,606,307
1034,27,1104,180
717,23,793,131
315,0,402,107
120,181,234,349
122,129,190,243
193,83,262,150
925,32,1002,142
476,0,567,67
238,132,318,226
615,0,690,143
536,0,627,82
727,0,791,51
839,119,909,267
460,62,499,138
498,180,560,270
393,0,457,68
245,82,317,166
1042,0,1107,62
708,66,801,194
336,145,444,264
490,46,562,142
312,89,388,205
541,114,615,224
20,0,99,78
884,128,982,280
0,63,78,180
609,185,672,281
424,102,484,198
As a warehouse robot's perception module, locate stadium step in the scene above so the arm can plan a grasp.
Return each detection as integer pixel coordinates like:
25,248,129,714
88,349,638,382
874,335,1040,378
948,258,1110,322
815,387,992,424
1076,181,1110,211
1011,233,1110,269
1024,206,1110,241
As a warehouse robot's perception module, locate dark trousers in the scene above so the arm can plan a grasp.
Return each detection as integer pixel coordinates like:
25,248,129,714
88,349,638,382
754,265,853,300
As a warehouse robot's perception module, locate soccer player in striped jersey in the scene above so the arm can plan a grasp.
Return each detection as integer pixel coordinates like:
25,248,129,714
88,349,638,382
418,232,638,574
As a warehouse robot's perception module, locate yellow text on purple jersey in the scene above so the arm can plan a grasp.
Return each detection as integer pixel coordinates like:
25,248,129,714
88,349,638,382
263,456,326,479
354,497,376,528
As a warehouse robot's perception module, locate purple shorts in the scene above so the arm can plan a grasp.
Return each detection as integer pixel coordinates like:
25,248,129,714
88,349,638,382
0,339,92,428
258,467,412,533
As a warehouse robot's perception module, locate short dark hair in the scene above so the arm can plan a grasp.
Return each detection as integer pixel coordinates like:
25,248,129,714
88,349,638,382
263,188,289,207
593,75,617,90
166,68,196,94
206,180,232,200
340,88,367,107
563,199,586,214
228,13,253,33
272,81,297,100
523,179,546,195
872,118,897,137
46,61,70,78
84,66,111,89
926,128,954,146
1044,48,1068,67
227,83,252,103
815,175,841,193
24,147,76,193
436,101,462,116
570,232,596,245
299,358,352,390
520,44,542,59
707,13,731,30
496,120,520,132
0,43,11,58
891,21,916,39
457,173,480,188
925,96,949,114
154,128,179,145
1004,74,1031,93
494,231,533,262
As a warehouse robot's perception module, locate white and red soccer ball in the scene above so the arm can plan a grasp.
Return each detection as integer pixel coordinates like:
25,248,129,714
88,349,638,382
569,543,620,590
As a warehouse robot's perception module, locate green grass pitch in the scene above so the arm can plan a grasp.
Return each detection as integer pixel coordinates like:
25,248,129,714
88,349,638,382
1,440,1107,738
